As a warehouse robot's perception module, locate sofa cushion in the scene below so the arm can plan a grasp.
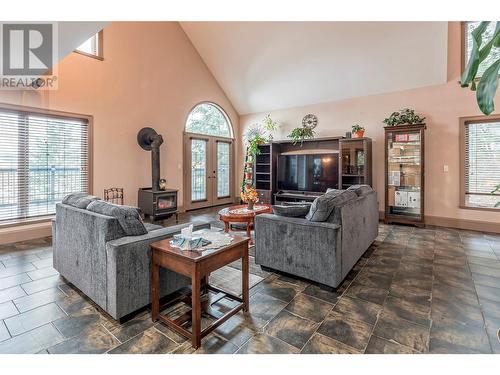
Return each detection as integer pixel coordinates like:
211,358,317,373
87,200,147,236
306,189,358,222
347,184,373,196
272,204,310,218
283,201,313,209
62,192,100,209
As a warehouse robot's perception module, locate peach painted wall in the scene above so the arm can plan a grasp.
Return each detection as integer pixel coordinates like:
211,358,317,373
0,22,240,244
239,22,500,227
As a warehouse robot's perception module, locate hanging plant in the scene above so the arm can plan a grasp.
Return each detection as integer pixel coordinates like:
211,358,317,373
383,108,426,127
244,124,268,156
460,22,500,115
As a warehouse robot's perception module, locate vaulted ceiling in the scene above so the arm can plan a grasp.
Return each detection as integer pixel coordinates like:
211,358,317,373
180,22,448,115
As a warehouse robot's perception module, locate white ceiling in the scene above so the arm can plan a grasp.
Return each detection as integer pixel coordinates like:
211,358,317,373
180,22,448,115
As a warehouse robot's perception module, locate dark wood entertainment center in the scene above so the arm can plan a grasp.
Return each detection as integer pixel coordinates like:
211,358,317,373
254,136,372,204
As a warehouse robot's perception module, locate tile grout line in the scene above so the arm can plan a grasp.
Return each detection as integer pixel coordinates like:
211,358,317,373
359,227,400,354
299,233,389,354
459,231,495,354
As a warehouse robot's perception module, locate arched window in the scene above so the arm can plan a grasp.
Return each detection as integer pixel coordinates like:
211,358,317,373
185,102,232,138
184,102,234,210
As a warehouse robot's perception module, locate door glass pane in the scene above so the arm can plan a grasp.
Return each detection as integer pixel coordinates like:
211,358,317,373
191,139,207,201
387,130,422,218
341,140,365,189
217,142,230,198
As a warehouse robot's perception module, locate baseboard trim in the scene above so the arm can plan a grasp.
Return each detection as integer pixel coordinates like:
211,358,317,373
425,215,500,234
0,222,52,245
378,211,500,234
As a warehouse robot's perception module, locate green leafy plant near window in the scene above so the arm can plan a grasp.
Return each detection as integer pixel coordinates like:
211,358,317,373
241,120,274,192
492,183,500,207
244,124,267,157
288,126,315,146
247,133,267,157
461,21,500,115
383,108,426,126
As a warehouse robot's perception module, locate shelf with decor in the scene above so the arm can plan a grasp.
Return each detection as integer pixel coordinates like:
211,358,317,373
339,137,372,189
253,143,279,203
384,123,426,226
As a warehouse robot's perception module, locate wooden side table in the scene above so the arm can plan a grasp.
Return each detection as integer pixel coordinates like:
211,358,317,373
150,233,249,349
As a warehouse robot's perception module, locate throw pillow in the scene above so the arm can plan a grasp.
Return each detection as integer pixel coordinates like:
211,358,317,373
272,204,310,218
87,200,147,236
347,184,373,196
62,192,100,209
306,189,358,222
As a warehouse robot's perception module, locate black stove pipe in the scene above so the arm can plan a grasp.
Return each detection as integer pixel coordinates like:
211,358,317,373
150,134,163,192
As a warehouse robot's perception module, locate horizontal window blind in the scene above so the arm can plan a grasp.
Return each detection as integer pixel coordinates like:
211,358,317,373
464,120,500,208
0,109,89,222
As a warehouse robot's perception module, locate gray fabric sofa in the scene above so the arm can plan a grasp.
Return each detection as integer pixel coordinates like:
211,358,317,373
52,202,210,320
254,188,378,289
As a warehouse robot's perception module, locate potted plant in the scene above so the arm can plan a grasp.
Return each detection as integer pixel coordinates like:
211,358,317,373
240,186,259,210
352,124,365,138
383,108,426,127
263,114,278,140
288,125,315,146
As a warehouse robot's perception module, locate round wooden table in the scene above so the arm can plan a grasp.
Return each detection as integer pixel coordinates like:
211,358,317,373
218,204,273,243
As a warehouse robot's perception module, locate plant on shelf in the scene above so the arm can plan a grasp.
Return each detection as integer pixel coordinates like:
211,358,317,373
352,124,365,138
240,185,259,210
241,124,268,194
244,124,267,157
383,108,426,127
460,21,500,116
288,125,315,146
263,114,278,140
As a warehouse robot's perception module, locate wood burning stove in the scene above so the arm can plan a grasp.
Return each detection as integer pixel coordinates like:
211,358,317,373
137,127,178,222
138,188,178,221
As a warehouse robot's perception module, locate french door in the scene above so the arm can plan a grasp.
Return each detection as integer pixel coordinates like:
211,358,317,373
184,133,234,210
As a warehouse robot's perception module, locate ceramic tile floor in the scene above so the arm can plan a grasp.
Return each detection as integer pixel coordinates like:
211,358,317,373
1,208,500,354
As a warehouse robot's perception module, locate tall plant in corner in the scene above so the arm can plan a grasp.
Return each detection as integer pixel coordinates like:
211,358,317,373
461,22,500,209
460,21,500,115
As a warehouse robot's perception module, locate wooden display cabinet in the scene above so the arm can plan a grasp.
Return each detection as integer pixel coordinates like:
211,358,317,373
384,124,426,226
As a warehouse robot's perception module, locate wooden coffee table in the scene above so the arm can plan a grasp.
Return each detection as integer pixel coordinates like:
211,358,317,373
150,232,249,349
218,204,273,243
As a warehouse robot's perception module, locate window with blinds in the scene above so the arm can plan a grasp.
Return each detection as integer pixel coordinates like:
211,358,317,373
75,31,103,59
464,119,500,209
0,108,90,222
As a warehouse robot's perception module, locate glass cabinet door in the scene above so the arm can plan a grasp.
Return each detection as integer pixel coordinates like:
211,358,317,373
341,140,366,189
386,128,423,220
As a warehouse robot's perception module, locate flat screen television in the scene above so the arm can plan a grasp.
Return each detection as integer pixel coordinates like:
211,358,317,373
277,153,339,192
